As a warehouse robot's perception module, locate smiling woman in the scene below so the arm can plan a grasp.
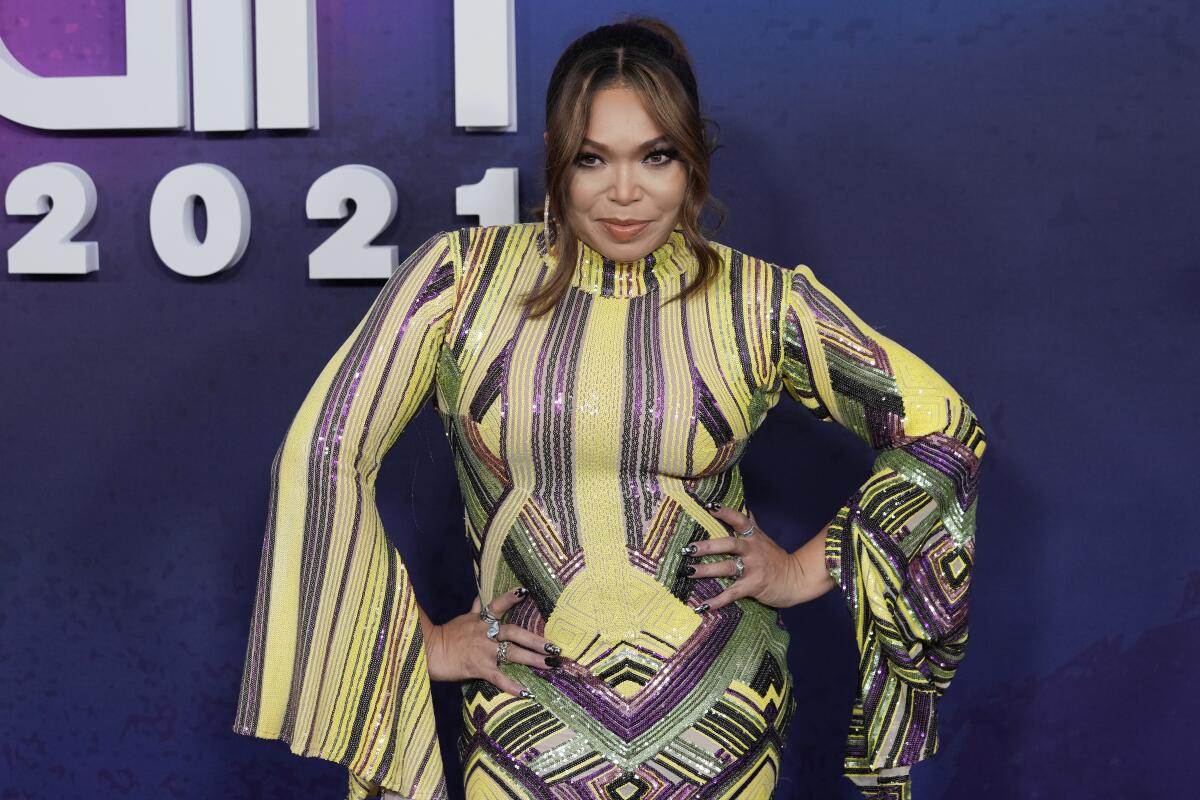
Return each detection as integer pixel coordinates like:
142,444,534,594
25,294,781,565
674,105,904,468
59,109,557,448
523,18,727,319
557,102,688,255
232,14,985,800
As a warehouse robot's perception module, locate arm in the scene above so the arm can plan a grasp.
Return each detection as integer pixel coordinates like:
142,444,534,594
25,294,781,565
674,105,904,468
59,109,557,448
231,230,459,800
778,263,987,798
787,521,836,604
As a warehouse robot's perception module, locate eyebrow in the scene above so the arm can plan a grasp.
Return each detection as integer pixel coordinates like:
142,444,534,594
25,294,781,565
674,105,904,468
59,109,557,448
580,136,670,152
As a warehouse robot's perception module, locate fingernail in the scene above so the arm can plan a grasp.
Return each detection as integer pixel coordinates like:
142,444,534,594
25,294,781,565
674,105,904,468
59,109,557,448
543,642,562,656
544,656,561,669
682,565,696,576
514,586,529,597
706,503,722,512
680,544,698,556
519,689,535,699
693,602,710,614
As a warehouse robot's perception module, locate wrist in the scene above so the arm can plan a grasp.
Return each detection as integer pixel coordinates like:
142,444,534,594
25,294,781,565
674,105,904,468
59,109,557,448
786,545,833,605
785,548,811,605
423,622,446,680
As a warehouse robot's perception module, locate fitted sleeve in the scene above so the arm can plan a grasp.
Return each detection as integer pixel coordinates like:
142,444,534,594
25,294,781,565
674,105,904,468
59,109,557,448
778,264,987,799
232,230,459,800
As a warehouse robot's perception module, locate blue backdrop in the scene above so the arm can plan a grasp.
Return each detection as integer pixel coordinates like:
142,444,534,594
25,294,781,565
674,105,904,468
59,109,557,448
2,1,1196,798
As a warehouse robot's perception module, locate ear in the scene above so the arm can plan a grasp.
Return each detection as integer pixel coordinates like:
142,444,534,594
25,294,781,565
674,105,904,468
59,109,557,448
543,131,549,145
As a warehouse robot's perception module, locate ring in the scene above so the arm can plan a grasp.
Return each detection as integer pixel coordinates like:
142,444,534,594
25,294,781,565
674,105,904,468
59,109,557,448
485,618,501,640
495,640,511,667
480,606,499,623
733,556,745,579
737,525,756,537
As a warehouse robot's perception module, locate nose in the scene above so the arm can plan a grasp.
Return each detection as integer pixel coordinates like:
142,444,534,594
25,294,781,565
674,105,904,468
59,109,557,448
609,162,641,204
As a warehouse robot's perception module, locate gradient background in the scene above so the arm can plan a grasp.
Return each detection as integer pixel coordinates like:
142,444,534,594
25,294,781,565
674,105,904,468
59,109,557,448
2,1,1197,798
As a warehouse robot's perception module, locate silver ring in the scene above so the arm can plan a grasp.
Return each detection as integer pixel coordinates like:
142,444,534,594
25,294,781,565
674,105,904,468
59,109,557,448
733,556,745,579
479,606,499,623
495,640,511,667
737,525,756,537
485,618,501,640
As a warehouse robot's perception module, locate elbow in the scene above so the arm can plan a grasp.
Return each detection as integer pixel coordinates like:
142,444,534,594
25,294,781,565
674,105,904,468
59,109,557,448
905,393,986,488
944,397,986,522
955,396,987,469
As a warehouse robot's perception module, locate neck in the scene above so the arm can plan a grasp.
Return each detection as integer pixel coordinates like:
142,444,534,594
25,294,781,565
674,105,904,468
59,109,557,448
556,225,693,298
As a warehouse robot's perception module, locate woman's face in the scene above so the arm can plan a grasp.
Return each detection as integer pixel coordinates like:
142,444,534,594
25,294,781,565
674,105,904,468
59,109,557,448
551,85,687,262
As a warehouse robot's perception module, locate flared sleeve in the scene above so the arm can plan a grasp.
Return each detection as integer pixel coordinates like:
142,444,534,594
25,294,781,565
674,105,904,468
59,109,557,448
232,230,460,800
778,264,987,799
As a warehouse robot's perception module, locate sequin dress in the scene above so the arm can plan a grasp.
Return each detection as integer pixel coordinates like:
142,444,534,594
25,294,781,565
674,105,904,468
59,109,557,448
232,222,986,800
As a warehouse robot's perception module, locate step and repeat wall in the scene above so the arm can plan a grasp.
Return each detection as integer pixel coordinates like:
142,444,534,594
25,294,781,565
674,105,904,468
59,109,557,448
1,1,1194,797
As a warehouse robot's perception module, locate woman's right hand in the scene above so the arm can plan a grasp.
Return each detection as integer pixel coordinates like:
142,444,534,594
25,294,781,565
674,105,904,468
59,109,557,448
425,587,566,697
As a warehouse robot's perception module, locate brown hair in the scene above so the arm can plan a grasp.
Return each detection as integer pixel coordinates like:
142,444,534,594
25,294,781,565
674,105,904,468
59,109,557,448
521,15,727,318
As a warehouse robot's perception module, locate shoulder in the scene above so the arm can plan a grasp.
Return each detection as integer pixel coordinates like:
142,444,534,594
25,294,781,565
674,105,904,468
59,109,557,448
446,221,543,253
704,239,838,302
703,236,795,288
441,221,548,277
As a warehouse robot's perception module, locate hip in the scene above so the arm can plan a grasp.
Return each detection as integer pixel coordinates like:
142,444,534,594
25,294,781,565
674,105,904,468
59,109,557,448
460,594,795,774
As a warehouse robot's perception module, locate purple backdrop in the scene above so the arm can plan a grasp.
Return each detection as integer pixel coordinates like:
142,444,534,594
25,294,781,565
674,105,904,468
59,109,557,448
1,1,1196,798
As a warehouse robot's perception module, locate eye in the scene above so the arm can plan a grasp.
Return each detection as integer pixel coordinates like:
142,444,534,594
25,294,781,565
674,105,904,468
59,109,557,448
645,147,678,166
573,151,602,168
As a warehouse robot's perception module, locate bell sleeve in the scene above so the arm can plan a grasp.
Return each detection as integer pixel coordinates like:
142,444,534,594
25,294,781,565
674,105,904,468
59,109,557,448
778,263,987,799
231,230,460,800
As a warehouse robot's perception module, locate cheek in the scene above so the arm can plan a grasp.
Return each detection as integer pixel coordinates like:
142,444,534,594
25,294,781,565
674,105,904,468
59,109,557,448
651,169,688,208
567,174,602,210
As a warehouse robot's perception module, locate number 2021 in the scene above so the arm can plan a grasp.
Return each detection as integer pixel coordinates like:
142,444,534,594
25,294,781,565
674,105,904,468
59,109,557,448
4,161,516,279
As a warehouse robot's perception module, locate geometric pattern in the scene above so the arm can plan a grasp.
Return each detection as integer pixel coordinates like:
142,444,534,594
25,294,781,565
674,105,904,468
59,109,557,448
781,264,987,789
230,221,986,800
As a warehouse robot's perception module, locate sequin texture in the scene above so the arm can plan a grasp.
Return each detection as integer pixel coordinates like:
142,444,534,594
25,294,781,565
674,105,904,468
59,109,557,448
231,223,986,800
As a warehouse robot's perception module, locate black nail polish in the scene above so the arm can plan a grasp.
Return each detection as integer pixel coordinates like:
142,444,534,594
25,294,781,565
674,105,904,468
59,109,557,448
693,602,710,614
543,642,562,656
514,586,529,598
544,656,561,669
519,689,535,700
683,565,696,576
681,544,697,556
710,503,722,512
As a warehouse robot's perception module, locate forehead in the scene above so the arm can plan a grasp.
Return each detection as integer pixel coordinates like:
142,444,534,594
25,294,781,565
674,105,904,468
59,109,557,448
584,86,663,146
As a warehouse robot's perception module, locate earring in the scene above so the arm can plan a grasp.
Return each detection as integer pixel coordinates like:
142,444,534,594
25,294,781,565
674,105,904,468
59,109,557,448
542,191,557,252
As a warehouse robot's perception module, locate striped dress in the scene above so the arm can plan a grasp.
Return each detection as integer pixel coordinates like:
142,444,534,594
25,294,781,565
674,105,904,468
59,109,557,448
232,222,986,800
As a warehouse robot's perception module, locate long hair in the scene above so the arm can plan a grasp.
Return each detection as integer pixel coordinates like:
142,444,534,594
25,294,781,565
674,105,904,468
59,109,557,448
521,16,727,319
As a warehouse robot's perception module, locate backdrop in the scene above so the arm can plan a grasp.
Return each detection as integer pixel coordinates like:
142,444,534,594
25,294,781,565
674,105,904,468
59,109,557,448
2,1,1196,798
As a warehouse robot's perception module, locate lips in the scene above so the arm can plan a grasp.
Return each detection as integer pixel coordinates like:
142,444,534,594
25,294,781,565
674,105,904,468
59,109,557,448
600,219,650,242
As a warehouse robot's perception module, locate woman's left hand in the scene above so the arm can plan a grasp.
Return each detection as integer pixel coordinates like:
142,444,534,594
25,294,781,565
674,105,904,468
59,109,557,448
683,505,812,611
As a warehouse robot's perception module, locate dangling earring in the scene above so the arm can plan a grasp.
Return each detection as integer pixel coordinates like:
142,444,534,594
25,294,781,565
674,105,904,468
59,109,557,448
543,191,557,253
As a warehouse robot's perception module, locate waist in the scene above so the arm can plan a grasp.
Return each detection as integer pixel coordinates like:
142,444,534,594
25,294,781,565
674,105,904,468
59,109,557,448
492,595,792,756
517,588,789,685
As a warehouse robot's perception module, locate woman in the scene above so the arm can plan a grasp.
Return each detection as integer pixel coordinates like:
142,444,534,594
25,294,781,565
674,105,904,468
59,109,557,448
232,16,986,800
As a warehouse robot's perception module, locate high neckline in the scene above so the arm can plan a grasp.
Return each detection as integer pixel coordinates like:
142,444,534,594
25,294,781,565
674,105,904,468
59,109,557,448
558,225,693,298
